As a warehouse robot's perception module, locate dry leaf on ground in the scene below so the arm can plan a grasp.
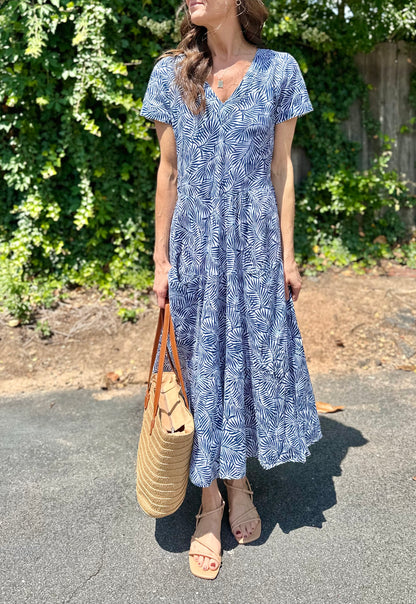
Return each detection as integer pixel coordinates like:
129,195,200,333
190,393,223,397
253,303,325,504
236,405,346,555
316,401,345,413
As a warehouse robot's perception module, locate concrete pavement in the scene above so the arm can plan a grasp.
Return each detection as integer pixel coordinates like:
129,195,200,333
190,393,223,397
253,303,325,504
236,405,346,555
1,370,415,604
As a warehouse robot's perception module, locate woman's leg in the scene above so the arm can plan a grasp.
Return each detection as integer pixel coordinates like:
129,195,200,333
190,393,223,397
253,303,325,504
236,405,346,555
189,479,224,571
225,477,260,540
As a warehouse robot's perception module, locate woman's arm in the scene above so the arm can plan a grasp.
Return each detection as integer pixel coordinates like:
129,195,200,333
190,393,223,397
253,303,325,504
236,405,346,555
153,120,178,309
270,116,302,302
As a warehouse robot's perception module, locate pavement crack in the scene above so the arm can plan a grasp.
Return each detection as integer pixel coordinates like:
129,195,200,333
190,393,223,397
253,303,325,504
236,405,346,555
63,522,107,604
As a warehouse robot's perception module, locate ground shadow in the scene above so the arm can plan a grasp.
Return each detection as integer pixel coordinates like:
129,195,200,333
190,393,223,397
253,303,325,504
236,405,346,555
154,415,368,553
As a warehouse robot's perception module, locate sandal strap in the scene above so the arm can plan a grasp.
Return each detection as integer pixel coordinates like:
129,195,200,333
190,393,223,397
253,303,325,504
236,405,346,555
224,479,260,533
189,536,222,564
190,500,224,563
223,478,254,497
229,506,260,533
195,500,225,522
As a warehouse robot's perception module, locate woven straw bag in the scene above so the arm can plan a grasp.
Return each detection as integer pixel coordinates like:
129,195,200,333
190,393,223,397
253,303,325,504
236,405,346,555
136,302,194,518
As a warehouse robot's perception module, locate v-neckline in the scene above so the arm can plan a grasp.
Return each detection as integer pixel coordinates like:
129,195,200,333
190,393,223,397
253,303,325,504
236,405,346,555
204,47,261,106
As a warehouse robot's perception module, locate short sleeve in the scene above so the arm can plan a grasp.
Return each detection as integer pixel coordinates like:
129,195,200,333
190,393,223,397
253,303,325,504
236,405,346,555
140,56,175,126
274,53,313,124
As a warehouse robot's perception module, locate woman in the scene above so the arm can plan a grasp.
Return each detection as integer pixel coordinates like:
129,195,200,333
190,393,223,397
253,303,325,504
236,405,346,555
140,0,323,580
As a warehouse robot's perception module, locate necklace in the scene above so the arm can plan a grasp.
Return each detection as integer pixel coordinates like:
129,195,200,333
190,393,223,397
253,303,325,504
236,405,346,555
214,47,256,88
216,65,232,88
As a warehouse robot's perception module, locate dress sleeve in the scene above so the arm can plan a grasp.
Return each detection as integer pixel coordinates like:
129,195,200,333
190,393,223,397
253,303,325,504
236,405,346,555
274,53,313,124
140,56,175,126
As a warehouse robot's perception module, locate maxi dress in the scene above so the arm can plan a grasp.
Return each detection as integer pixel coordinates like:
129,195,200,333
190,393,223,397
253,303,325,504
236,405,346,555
140,48,323,488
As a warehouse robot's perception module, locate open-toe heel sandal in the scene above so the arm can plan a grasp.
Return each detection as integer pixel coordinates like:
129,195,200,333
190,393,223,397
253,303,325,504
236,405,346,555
189,500,225,580
224,478,261,544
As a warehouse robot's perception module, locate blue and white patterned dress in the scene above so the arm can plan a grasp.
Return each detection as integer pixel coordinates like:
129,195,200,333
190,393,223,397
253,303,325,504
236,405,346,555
140,48,323,488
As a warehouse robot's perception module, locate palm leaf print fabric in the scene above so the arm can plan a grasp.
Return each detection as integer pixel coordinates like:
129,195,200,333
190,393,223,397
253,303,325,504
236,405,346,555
141,48,323,488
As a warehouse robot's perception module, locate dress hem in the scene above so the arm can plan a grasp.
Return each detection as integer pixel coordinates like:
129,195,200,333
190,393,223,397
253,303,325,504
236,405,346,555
189,427,324,488
139,109,172,126
275,105,314,125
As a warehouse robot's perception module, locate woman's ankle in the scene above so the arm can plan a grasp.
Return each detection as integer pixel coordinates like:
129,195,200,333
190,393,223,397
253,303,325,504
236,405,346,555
227,476,246,485
225,476,248,490
201,480,223,511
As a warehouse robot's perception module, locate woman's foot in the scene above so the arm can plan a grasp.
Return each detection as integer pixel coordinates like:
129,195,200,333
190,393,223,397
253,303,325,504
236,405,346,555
189,482,224,575
224,477,261,543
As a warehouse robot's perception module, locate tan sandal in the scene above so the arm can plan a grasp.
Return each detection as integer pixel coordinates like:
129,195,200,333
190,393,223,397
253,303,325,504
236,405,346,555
189,499,225,580
224,477,261,544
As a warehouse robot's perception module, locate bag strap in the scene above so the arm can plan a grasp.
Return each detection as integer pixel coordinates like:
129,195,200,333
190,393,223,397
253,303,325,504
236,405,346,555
168,307,189,410
145,302,190,435
150,305,171,434
144,304,184,409
144,308,164,410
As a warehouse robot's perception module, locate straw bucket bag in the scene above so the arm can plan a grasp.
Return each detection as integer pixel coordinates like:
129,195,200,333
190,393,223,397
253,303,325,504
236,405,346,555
136,302,194,518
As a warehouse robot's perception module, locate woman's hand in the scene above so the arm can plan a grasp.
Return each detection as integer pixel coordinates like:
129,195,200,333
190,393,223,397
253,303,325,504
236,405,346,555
153,261,172,309
283,258,302,302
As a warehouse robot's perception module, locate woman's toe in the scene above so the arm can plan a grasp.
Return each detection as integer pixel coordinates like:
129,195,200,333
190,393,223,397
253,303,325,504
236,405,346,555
203,556,210,570
210,559,218,570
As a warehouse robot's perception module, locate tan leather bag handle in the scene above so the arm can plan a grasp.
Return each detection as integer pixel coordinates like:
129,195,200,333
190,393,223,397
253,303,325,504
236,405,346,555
144,303,190,434
144,309,163,410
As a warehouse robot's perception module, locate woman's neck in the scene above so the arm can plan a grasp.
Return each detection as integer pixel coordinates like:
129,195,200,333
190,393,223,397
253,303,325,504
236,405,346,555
206,22,252,61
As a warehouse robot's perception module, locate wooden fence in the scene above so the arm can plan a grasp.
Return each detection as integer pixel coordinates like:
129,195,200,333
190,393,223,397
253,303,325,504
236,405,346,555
293,41,416,229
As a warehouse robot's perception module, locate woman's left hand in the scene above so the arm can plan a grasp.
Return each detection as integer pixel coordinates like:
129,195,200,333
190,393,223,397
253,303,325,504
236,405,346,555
283,258,302,302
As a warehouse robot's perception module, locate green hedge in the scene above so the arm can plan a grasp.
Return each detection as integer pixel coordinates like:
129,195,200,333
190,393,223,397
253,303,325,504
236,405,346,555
1,1,415,320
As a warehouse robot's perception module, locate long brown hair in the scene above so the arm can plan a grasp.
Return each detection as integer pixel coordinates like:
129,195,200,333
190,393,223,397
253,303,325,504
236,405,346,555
160,1,269,115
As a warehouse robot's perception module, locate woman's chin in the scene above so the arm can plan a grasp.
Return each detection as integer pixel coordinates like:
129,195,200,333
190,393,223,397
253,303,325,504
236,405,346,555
189,14,207,27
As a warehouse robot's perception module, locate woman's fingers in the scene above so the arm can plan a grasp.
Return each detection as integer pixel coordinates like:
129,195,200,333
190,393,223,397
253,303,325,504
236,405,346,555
284,264,302,302
284,279,290,301
153,263,172,308
285,278,301,301
155,286,169,308
290,281,301,301
157,295,167,309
